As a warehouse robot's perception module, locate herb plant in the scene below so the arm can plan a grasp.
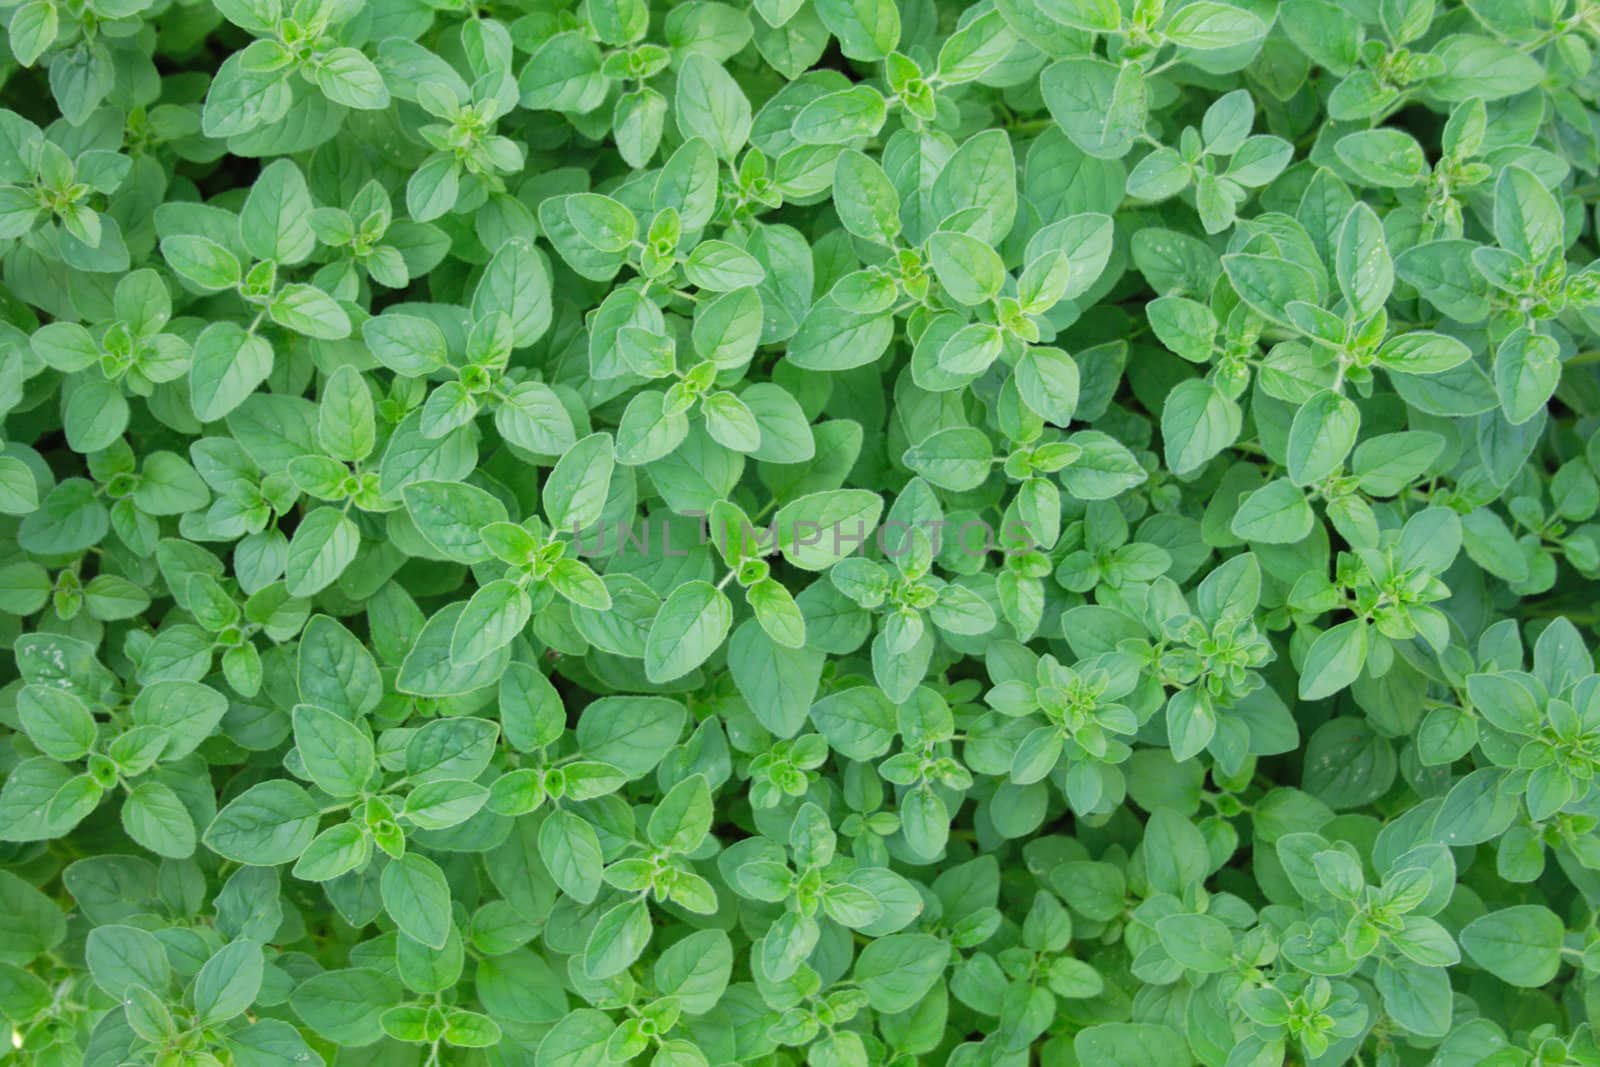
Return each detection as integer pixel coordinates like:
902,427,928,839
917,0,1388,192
2,0,1600,1065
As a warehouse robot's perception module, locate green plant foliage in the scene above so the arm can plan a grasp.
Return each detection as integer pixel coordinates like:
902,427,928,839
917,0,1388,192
5,0,1600,1065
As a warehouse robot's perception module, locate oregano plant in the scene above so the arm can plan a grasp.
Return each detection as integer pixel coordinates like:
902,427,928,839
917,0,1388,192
2,0,1600,1065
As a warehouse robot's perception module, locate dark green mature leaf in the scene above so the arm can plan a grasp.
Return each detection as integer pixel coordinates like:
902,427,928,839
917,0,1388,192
203,783,319,866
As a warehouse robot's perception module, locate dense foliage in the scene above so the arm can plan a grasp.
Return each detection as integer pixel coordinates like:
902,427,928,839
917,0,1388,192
3,0,1600,1063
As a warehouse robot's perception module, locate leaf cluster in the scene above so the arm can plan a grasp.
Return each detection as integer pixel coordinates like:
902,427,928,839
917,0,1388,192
4,0,1600,1066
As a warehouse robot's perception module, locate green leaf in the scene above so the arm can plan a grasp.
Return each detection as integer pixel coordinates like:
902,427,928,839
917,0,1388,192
298,615,382,719
1161,379,1240,475
0,457,39,516
775,490,884,570
584,896,653,978
292,704,375,798
285,507,359,598
534,1009,612,1067
240,159,315,265
1335,129,1428,187
451,580,531,666
85,924,170,999
1494,327,1560,425
1156,913,1233,972
903,427,993,491
18,685,95,761
1375,957,1452,1039
648,774,713,852
1074,1024,1193,1066
270,284,351,340
854,934,949,1012
1231,478,1313,543
194,940,264,1026
363,314,449,376
693,288,764,368
1222,253,1319,327
1374,331,1471,375
1147,298,1217,363
318,365,376,463
567,194,637,253
1043,0,1120,31
315,47,391,109
131,681,228,760
204,781,320,866
1299,620,1369,701
1162,2,1266,49
815,0,900,60
1042,58,1146,159
1460,906,1564,988
545,432,614,531
190,324,274,423
291,968,401,1047
1015,347,1081,424
540,810,604,904
927,231,1006,307
1494,165,1563,264
121,782,197,860
381,853,454,950
646,580,733,683
577,697,685,778
292,822,370,882
1335,202,1392,320
675,54,751,160
1287,389,1360,485
1142,810,1209,895
787,300,894,371
1428,35,1544,101
8,1,58,66
833,150,900,244
793,85,887,145
655,929,734,1014
162,235,241,291
407,155,461,222
402,481,507,563
473,238,553,347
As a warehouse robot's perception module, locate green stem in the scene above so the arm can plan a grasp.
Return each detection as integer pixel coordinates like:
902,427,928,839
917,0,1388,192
1004,118,1055,135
